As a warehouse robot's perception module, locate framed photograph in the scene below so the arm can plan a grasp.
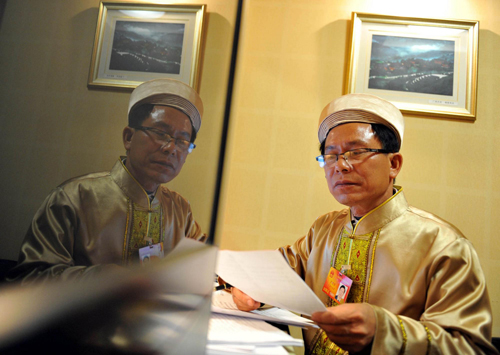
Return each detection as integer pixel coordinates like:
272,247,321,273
88,2,206,91
345,13,479,120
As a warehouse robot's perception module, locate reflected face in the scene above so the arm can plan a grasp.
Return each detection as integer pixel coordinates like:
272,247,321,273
123,106,193,192
323,123,401,216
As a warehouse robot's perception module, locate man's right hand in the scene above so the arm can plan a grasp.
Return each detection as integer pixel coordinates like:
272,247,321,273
231,287,261,311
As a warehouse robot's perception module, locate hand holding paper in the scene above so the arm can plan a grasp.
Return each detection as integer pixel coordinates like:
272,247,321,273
212,289,318,329
216,250,326,316
231,287,261,312
311,303,376,353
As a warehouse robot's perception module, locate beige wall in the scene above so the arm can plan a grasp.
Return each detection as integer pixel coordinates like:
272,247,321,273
0,0,236,259
217,0,500,336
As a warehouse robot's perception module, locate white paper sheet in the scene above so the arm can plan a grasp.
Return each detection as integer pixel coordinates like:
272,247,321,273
216,250,326,316
206,344,288,354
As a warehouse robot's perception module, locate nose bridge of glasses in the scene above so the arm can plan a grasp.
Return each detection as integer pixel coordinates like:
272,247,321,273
333,152,352,169
330,152,349,162
161,134,194,154
159,133,177,150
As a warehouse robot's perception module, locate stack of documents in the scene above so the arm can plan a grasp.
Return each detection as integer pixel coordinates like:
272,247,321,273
207,248,331,354
206,312,302,354
207,290,315,353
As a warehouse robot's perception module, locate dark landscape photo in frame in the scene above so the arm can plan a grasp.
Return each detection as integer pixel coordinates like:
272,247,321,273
109,21,185,74
369,35,455,96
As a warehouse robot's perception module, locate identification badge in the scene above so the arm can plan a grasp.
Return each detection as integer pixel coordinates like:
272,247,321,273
139,242,164,265
322,267,353,305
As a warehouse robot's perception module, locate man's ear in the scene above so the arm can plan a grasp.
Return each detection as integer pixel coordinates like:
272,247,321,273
389,152,403,180
123,126,134,151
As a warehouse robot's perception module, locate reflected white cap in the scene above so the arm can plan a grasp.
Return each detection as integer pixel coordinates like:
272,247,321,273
128,79,203,132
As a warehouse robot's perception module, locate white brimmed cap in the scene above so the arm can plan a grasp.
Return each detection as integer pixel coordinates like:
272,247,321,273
128,79,203,133
318,93,404,146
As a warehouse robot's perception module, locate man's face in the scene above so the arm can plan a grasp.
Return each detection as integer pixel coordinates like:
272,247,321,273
323,123,402,216
123,106,193,192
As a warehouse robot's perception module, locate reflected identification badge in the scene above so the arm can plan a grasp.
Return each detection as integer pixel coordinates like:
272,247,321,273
139,242,164,265
322,267,353,305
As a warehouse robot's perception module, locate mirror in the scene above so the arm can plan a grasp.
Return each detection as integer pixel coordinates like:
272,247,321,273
0,0,240,260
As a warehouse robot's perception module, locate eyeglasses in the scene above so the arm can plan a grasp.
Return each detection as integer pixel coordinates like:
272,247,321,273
135,126,195,153
316,148,390,168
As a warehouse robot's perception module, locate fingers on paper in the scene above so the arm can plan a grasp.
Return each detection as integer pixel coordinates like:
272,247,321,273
311,304,376,353
231,287,260,311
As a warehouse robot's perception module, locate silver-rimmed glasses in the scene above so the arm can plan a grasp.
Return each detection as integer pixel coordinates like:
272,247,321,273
135,126,196,153
316,148,390,168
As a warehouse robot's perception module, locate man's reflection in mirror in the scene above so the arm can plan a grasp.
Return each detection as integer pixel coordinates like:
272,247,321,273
7,79,207,284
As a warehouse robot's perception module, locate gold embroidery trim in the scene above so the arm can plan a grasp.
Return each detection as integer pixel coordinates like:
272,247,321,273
397,316,407,355
160,207,164,243
365,229,381,302
310,330,347,355
122,197,131,264
424,325,432,355
128,204,162,262
333,229,373,304
310,330,323,354
313,224,380,354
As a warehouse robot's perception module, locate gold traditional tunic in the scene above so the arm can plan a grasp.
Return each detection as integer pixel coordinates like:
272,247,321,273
280,187,498,355
7,158,206,283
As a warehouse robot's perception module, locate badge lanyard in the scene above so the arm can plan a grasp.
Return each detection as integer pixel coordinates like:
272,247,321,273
341,237,353,274
340,214,361,273
329,232,353,274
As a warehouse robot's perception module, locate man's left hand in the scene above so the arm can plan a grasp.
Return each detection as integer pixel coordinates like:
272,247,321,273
311,303,376,353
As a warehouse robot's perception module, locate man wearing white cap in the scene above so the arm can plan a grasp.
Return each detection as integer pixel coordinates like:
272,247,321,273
8,79,206,283
233,94,497,354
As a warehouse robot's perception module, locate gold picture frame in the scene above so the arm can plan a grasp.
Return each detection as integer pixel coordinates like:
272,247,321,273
88,1,206,91
345,13,479,120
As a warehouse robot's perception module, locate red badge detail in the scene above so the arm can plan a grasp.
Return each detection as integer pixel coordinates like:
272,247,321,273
357,250,361,258
323,337,328,344
355,275,360,281
343,242,346,249
139,221,142,228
